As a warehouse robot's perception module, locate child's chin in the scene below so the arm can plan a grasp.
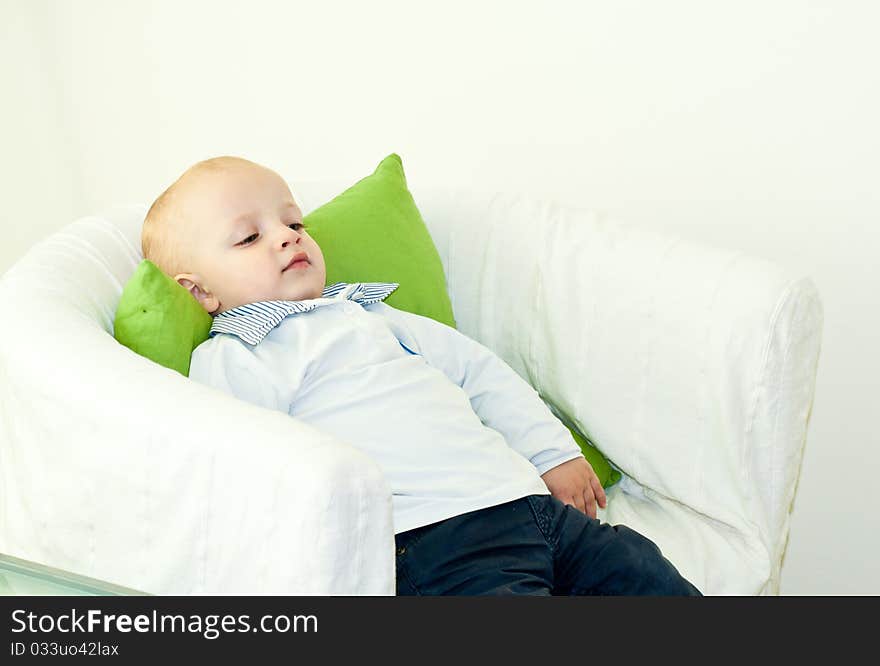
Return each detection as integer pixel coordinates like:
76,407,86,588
285,288,322,301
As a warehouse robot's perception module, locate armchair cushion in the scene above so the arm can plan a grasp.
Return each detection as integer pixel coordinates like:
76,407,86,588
0,211,397,594
410,187,823,593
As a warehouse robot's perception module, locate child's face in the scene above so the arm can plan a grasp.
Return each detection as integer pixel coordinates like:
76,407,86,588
175,162,326,314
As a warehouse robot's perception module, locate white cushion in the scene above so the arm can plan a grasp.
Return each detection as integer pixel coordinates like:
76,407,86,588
408,185,823,594
0,205,395,594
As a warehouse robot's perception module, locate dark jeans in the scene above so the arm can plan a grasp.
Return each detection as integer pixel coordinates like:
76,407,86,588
394,494,702,596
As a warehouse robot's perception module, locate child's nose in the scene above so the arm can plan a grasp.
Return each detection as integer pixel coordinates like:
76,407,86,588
279,227,302,248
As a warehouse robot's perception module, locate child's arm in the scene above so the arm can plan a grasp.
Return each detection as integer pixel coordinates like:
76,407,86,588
374,302,607,517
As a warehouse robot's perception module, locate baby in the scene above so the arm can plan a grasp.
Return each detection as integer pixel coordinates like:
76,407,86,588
142,155,701,596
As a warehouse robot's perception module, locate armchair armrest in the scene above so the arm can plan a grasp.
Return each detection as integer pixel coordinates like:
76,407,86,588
423,189,823,587
0,220,395,594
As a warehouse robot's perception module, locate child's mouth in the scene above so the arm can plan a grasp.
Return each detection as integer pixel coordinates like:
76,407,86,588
284,253,310,271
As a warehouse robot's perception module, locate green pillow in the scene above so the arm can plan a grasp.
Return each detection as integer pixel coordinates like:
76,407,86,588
304,153,455,328
113,152,619,488
114,259,212,376
567,426,621,490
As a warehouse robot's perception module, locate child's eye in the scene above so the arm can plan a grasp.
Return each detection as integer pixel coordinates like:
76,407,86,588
237,233,259,246
288,222,305,231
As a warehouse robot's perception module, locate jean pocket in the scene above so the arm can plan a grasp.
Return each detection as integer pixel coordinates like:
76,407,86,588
525,495,556,551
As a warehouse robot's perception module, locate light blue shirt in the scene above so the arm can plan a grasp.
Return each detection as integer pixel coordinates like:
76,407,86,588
189,282,583,534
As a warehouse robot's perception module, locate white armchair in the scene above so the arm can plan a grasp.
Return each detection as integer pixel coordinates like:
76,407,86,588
0,182,823,595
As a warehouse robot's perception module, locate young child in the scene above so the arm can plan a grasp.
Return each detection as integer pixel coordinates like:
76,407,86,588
142,155,701,596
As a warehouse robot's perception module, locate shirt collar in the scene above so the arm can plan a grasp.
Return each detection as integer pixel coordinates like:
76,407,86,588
209,282,399,346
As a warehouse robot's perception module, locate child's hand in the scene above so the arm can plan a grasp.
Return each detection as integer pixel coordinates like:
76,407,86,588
540,457,607,519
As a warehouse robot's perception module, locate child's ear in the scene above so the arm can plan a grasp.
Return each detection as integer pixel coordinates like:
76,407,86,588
175,273,220,314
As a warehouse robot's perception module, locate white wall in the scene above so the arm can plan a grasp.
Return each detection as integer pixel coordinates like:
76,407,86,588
1,0,84,264
2,0,877,593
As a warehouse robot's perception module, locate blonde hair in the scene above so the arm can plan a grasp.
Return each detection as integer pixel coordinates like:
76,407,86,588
141,155,266,276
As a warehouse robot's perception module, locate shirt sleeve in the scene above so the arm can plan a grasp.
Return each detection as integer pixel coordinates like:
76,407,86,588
373,302,584,475
189,334,287,413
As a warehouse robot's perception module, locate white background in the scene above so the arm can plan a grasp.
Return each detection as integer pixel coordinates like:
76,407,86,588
1,0,877,594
